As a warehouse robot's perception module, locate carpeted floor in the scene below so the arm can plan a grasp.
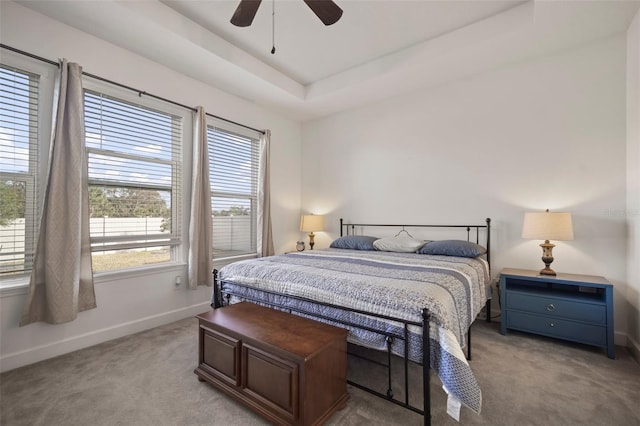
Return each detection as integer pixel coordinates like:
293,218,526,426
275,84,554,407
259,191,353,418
1,315,639,426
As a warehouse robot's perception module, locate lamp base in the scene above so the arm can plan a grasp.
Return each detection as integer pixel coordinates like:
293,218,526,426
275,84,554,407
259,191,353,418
308,232,315,250
539,241,556,276
539,266,556,276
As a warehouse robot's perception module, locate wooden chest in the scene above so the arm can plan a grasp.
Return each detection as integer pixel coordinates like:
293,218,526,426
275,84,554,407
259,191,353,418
194,302,349,425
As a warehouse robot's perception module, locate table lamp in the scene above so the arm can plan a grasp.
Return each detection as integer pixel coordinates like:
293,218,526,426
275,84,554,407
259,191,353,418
300,214,324,250
522,209,574,276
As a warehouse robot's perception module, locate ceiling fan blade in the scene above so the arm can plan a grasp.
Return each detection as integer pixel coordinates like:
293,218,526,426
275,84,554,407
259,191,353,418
230,0,262,27
303,0,343,26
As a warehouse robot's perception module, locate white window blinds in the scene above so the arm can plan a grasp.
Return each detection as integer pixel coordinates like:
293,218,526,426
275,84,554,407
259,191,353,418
0,64,39,276
84,89,182,272
208,125,259,259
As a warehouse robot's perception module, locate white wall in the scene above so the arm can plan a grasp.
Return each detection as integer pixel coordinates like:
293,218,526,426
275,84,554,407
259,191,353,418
0,2,302,372
302,36,629,344
627,11,640,360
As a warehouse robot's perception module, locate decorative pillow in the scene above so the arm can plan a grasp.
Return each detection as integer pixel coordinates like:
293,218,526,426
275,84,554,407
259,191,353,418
417,240,487,258
330,235,378,251
373,236,426,253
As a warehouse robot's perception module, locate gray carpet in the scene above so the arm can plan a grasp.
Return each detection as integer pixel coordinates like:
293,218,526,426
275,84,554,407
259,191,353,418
1,315,639,426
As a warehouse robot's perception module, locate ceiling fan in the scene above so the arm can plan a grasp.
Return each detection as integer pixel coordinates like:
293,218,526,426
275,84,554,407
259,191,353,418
230,0,343,27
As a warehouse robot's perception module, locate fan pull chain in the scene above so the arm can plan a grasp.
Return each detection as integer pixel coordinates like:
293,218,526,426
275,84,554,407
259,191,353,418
271,0,276,54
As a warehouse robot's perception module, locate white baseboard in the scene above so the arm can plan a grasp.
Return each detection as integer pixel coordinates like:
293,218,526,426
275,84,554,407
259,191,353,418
627,334,640,364
0,302,211,373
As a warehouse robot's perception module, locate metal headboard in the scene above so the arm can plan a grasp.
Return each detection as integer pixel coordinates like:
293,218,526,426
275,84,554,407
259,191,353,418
340,217,492,267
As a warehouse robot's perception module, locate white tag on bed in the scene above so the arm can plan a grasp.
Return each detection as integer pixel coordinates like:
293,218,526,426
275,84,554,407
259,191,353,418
443,385,462,421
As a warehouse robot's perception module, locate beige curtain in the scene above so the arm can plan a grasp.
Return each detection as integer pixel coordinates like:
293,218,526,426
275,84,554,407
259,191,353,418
188,107,213,289
258,129,274,257
21,60,96,326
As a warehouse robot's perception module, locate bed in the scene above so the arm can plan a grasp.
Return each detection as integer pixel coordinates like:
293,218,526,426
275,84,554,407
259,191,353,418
212,218,492,425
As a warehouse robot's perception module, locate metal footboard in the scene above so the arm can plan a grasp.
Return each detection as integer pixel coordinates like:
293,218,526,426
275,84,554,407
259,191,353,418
214,270,434,425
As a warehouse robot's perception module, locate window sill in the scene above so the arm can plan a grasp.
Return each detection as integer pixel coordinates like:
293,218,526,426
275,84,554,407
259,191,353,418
0,262,188,298
0,277,30,297
93,262,186,283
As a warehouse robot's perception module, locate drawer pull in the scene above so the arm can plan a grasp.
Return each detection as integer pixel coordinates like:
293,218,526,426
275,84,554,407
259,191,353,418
549,323,554,327
546,304,555,312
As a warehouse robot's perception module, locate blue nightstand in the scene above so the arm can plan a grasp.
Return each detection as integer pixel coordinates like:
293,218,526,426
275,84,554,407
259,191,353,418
500,268,615,359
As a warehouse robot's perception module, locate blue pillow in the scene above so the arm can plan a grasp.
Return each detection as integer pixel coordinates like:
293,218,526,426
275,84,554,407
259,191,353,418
330,235,378,251
417,240,486,258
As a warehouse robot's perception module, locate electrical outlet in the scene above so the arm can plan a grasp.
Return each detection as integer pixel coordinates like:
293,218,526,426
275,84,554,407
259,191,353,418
175,276,182,287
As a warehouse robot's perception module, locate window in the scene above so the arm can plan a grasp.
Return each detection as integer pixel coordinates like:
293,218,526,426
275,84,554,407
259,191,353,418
84,89,183,272
207,123,260,260
0,64,40,277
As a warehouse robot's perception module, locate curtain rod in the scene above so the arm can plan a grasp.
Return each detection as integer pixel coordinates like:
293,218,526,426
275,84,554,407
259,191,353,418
1,43,266,135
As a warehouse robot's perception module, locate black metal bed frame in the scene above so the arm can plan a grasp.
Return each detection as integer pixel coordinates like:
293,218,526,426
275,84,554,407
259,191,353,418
212,218,491,426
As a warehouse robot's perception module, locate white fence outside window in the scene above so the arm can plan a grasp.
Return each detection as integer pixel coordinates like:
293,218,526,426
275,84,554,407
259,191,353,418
0,215,251,269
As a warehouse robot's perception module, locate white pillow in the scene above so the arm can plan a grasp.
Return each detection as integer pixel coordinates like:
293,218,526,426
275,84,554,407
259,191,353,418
373,236,426,253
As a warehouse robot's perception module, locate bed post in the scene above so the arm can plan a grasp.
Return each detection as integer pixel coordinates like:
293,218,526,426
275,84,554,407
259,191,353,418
485,218,492,323
422,308,431,426
212,269,221,309
340,218,344,237
485,218,491,267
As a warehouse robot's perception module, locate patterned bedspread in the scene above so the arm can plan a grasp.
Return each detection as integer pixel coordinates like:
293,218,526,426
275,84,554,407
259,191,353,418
215,248,489,414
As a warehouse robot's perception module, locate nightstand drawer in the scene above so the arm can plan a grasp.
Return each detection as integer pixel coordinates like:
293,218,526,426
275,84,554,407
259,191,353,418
506,311,607,346
506,291,606,325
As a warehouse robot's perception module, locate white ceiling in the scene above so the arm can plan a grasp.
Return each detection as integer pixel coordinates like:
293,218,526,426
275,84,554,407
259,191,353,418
161,0,524,85
16,0,640,121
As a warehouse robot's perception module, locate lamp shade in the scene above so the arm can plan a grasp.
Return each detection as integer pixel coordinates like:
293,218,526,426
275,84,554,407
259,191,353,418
300,214,324,232
522,210,574,241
